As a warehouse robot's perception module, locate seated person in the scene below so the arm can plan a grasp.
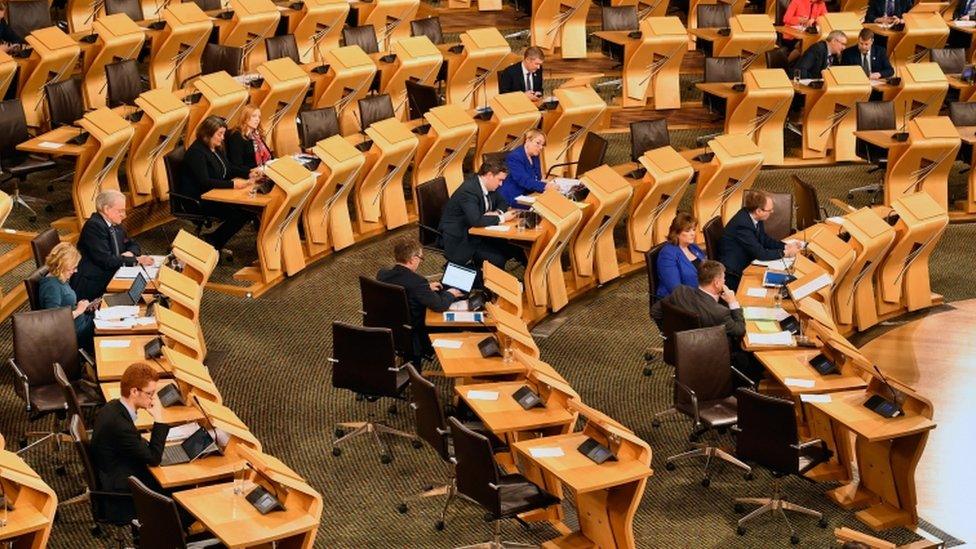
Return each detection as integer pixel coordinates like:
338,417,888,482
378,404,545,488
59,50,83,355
783,0,828,27
718,190,801,290
498,46,545,99
840,29,894,79
795,30,847,79
226,105,274,174
656,212,706,299
956,0,976,20
90,363,170,524
866,0,912,25
438,157,522,273
73,190,154,301
39,242,95,354
0,1,26,54
181,115,260,253
377,237,463,363
500,129,557,205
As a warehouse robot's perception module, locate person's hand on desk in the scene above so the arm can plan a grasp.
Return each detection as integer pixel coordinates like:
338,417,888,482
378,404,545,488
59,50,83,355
446,288,464,298
135,255,155,267
783,241,803,257
232,178,252,190
496,210,518,223
526,90,542,101
543,180,558,192
870,72,882,80
248,167,264,180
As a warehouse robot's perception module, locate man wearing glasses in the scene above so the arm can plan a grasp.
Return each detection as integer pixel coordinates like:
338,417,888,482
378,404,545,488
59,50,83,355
794,30,848,80
718,190,802,290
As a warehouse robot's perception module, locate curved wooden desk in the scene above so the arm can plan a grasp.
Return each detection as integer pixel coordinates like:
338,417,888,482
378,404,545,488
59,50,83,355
312,45,376,134
306,135,366,257
354,118,418,232
185,71,249,144
541,85,606,178
289,0,349,64
73,108,135,228
378,36,442,120
220,0,281,71
412,104,477,195
0,450,57,549
693,133,763,227
254,58,311,156
444,27,511,110
127,89,189,207
21,27,81,129
82,14,145,109
799,65,871,161
473,92,540,171
571,164,633,286
356,0,418,51
149,3,213,92
625,146,694,264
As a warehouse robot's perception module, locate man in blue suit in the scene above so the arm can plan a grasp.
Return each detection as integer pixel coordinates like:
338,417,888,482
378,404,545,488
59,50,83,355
718,190,802,290
840,29,894,80
500,129,557,205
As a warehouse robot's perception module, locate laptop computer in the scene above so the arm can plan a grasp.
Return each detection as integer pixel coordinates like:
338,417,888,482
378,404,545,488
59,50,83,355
159,426,218,466
103,272,148,307
441,263,477,293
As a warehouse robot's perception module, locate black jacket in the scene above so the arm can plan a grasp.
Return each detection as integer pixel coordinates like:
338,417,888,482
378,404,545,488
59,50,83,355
377,264,457,357
180,139,250,201
0,20,24,44
651,284,746,340
90,399,170,523
955,0,976,19
718,208,786,290
498,61,543,95
72,214,141,300
795,41,836,80
866,0,912,21
839,44,894,78
225,130,271,172
438,174,509,266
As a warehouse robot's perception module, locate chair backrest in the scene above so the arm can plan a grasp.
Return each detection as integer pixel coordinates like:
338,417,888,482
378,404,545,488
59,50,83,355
330,321,401,397
358,94,395,130
765,47,789,71
577,132,608,174
405,80,440,121
128,476,189,549
0,99,31,154
644,242,665,316
104,0,143,23
661,300,702,366
763,191,793,241
343,25,379,54
774,0,791,26
105,59,142,108
949,101,976,127
855,100,895,131
31,228,60,268
703,56,743,83
12,308,80,391
697,4,731,28
7,0,52,40
416,177,448,248
791,175,820,231
930,47,966,75
265,34,300,63
410,17,443,44
45,78,85,130
201,43,244,77
674,325,732,413
702,216,724,260
734,387,799,474
297,107,340,149
165,146,202,218
448,416,501,517
69,414,109,524
406,363,451,462
24,266,49,311
359,276,414,357
54,362,85,424
601,5,638,30
190,0,221,10
629,119,670,161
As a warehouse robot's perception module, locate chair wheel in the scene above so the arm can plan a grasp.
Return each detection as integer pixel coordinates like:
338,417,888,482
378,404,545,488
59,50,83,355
744,472,754,481
396,503,408,514
701,477,710,487
643,352,654,361
791,534,800,545
435,520,445,531
734,503,744,513
651,419,661,428
665,461,675,471
334,428,344,438
55,465,67,476
380,453,392,464
28,216,37,223
91,525,103,537
18,438,27,449
411,439,423,449
332,447,341,457
736,526,746,536
642,367,653,376
45,204,53,212
388,404,398,415
818,517,828,528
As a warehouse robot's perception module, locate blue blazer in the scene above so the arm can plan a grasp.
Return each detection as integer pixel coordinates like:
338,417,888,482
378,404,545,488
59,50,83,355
500,148,546,205
656,243,705,298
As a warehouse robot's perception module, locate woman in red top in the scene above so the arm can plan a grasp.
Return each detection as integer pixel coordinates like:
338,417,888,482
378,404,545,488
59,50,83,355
783,0,828,27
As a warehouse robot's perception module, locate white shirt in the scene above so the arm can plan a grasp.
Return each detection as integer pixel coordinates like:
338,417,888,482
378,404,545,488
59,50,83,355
748,212,760,228
120,398,138,423
521,64,535,91
478,176,491,211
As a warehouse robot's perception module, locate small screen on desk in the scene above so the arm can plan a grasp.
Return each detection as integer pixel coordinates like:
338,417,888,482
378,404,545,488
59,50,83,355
442,263,477,292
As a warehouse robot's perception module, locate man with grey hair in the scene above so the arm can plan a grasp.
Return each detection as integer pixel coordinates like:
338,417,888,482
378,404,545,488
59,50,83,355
795,30,847,80
73,190,154,300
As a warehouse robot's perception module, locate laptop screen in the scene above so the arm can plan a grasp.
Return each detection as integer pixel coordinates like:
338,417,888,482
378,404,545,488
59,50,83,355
442,263,477,292
127,272,148,302
181,426,216,460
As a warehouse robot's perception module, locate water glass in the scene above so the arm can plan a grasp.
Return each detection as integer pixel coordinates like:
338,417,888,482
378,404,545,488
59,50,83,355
503,347,514,365
233,466,247,495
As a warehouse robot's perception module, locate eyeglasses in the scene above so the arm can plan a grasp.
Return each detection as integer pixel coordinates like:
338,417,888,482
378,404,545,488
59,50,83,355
137,388,156,398
414,254,425,262
760,207,774,213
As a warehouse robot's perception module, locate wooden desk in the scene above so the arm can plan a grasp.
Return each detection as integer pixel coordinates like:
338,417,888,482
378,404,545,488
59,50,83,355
430,333,526,378
755,349,867,396
0,450,57,548
455,381,574,434
425,309,495,329
16,127,87,158
95,335,171,381
99,379,202,430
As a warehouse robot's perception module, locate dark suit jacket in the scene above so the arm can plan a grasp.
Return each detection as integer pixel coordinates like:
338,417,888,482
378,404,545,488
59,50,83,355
226,130,272,172
866,0,912,21
72,214,141,300
498,61,543,95
90,399,170,523
955,0,976,19
438,174,509,265
794,41,836,79
180,139,250,201
650,284,746,340
718,208,786,290
839,44,895,78
377,264,457,356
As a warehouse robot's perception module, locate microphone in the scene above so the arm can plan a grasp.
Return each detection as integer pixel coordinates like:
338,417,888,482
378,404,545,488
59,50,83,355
140,261,170,317
870,365,904,417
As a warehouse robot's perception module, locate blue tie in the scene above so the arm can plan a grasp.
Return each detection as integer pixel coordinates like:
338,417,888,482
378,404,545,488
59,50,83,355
886,0,894,15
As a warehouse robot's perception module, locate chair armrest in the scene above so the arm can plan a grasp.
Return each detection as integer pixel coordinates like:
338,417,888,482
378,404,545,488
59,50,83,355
169,192,204,208
90,490,133,499
418,223,441,237
487,482,501,491
673,379,700,425
389,361,412,372
7,358,30,408
79,348,95,368
731,365,757,388
545,161,578,178
790,438,826,451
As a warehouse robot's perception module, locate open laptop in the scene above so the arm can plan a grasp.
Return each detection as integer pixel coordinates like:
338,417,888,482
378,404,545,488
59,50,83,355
103,272,147,307
441,263,477,293
159,426,218,466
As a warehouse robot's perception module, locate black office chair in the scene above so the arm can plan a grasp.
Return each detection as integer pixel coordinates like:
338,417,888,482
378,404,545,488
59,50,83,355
30,227,61,268
7,0,53,40
200,43,244,78
45,78,85,129
105,59,145,108
930,47,966,75
663,325,753,486
702,216,724,260
733,388,831,542
773,0,791,26
641,242,666,376
189,0,221,10
765,47,790,71
949,101,976,165
329,321,418,464
128,476,221,548
850,100,895,201
164,146,218,235
763,191,794,241
104,0,144,22
265,34,300,63
358,93,395,130
415,176,448,255
359,275,417,362
24,266,48,311
410,16,443,45
600,6,638,62
649,300,702,425
630,119,670,161
405,80,440,121
791,175,827,231
448,417,559,543
297,107,340,150
0,99,59,220
343,25,380,54
545,132,608,177
697,3,731,52
702,57,743,115
69,414,132,543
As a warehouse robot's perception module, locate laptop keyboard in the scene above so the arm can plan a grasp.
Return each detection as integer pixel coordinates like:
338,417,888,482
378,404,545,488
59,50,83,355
161,444,188,466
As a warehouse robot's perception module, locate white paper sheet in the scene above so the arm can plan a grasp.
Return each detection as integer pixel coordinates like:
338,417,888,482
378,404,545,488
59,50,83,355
166,423,202,442
746,288,768,298
784,377,816,388
799,393,832,403
94,318,136,329
448,300,469,311
485,225,510,232
553,177,581,194
95,306,140,320
515,195,537,205
38,141,63,149
752,257,794,269
99,340,131,348
442,312,484,323
465,390,499,401
743,306,791,321
791,273,833,300
431,339,463,349
529,447,565,458
746,331,794,346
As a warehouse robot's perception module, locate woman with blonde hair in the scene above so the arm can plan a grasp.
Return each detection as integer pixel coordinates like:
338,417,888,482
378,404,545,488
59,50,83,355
226,104,274,174
39,242,95,352
500,129,558,206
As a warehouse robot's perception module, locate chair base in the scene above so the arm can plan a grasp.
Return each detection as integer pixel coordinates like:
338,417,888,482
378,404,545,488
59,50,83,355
650,406,677,427
8,186,40,218
455,519,538,549
735,478,826,541
665,443,751,485
331,421,418,464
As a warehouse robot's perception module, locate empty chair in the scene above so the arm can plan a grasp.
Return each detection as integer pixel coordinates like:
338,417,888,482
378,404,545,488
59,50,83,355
949,101,976,164
641,242,666,376
850,100,895,201
164,146,218,234
405,81,440,121
265,34,300,64
358,93,395,130
545,132,608,177
128,476,220,548
30,227,61,268
329,322,416,464
601,6,638,61
24,266,48,311
649,300,702,424
343,25,380,54
732,388,832,542
630,119,670,161
697,4,731,28
930,47,966,75
105,59,144,108
297,107,340,150
359,276,417,362
68,415,132,544
45,78,85,129
104,0,144,23
762,191,793,241
415,176,448,254
200,43,244,78
765,47,789,71
791,175,826,231
410,17,443,45
702,57,743,115
190,0,221,9
0,99,58,219
6,0,53,40
702,216,724,261
663,325,753,486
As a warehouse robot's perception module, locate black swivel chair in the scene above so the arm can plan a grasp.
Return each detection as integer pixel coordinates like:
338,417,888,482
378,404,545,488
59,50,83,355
265,34,300,63
733,388,831,542
190,0,221,10
448,417,559,544
850,100,895,201
765,47,790,71
0,99,59,220
949,101,976,166
104,0,144,22
328,322,417,464
359,276,417,362
663,325,753,486
410,17,443,45
45,78,86,129
630,119,671,162
358,94,395,130
545,132,608,177
696,4,731,56
7,0,53,40
702,216,724,260
343,25,380,54
405,80,441,121
415,176,448,256
791,175,827,231
165,147,212,235
30,227,61,268
702,57,743,116
762,191,794,241
930,47,966,75
128,476,221,548
200,43,244,78
24,266,47,311
600,6,638,62
69,415,132,543
649,300,702,425
773,0,791,26
641,242,666,376
105,59,145,108
297,107,340,150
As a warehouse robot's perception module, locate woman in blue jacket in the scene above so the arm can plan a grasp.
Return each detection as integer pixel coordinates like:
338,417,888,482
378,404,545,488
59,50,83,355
656,212,706,298
500,129,556,205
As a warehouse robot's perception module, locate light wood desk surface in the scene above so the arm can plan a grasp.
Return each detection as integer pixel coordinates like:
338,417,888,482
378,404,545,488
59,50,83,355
853,129,901,148
755,349,868,395
469,220,545,242
425,309,495,329
94,300,159,335
149,448,246,489
16,126,87,157
455,381,574,434
807,389,936,443
0,504,49,541
95,335,171,381
430,333,526,378
512,433,652,493
695,81,742,99
202,187,275,207
736,266,800,352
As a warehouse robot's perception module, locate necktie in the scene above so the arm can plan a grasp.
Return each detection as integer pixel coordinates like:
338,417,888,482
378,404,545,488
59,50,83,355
525,72,532,92
108,225,120,256
885,0,894,15
862,53,870,75
483,193,490,212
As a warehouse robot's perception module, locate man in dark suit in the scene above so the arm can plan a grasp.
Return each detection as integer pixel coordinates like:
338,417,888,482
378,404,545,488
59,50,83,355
377,237,463,362
73,190,155,300
718,190,801,291
498,46,545,99
955,0,976,20
840,29,895,79
866,0,912,24
795,30,848,79
90,363,170,524
438,157,521,273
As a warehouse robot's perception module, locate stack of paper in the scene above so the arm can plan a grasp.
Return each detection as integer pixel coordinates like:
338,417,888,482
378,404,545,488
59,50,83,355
746,331,794,346
485,225,510,232
553,177,581,194
783,377,815,388
752,257,794,269
116,265,160,279
431,339,463,349
791,273,833,300
745,288,768,298
743,306,791,321
95,318,136,330
515,195,537,205
95,305,139,320
166,422,202,442
466,390,499,401
528,447,565,458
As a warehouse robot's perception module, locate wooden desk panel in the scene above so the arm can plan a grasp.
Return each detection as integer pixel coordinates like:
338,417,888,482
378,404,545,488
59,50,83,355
455,381,574,434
